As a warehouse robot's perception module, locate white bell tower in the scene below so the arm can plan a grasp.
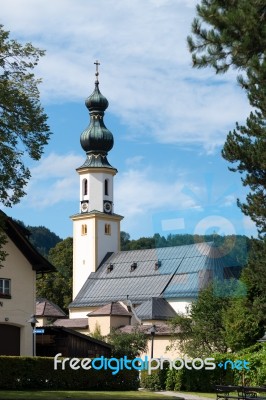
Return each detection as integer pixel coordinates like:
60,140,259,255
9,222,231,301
71,61,123,300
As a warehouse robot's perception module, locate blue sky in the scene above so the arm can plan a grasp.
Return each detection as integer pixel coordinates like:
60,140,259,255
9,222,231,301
1,0,258,240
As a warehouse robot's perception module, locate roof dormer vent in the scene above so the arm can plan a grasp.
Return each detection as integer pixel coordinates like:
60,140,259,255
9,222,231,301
155,260,162,270
130,262,137,272
107,263,113,273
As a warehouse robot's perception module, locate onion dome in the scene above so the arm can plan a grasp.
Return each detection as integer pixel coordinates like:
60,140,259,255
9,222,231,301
85,82,109,112
79,61,115,170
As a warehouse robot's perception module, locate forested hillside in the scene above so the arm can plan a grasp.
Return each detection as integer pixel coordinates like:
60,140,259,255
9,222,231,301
15,219,62,257
121,231,250,266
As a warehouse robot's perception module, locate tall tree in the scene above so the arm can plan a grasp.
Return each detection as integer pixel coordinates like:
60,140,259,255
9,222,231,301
187,1,266,349
0,25,51,207
187,0,266,236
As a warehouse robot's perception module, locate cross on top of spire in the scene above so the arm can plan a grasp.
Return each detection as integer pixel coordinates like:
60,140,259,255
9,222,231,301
94,60,100,83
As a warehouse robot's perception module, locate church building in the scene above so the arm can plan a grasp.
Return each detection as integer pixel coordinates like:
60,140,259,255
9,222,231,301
67,62,241,356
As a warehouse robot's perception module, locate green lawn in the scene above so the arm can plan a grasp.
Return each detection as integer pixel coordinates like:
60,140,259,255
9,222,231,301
176,392,215,399
0,391,177,400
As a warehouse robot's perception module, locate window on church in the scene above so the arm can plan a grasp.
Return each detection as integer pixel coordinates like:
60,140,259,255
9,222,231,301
83,179,88,196
104,179,109,196
81,224,87,235
105,224,111,235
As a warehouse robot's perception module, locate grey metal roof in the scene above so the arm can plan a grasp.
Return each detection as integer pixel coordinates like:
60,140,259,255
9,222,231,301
135,297,177,321
69,242,241,308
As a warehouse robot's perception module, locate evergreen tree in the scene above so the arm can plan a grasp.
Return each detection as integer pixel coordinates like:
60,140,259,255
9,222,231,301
187,2,266,348
187,0,266,236
241,238,266,326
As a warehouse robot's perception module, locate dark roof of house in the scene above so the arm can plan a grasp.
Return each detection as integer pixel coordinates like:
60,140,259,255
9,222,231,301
36,298,67,318
70,242,240,309
88,302,131,317
1,211,55,273
42,326,111,348
135,297,177,321
118,323,180,336
53,318,88,329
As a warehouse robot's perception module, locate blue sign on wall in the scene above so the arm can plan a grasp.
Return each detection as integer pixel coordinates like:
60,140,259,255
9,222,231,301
33,328,45,334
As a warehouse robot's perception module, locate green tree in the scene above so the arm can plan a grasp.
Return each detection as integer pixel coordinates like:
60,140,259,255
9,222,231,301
169,283,235,356
0,25,51,207
187,0,266,236
36,237,73,313
187,0,266,351
107,328,148,359
222,296,262,351
241,238,266,326
120,231,130,250
127,236,155,250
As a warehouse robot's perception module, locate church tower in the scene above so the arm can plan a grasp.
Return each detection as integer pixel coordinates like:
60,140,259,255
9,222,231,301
71,61,123,300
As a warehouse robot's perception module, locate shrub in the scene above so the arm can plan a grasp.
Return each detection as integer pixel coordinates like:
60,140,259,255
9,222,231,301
161,347,266,392
165,369,183,391
0,356,139,390
140,361,169,391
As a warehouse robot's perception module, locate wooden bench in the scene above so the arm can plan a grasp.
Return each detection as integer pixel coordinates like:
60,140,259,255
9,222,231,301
243,386,266,400
215,385,242,400
215,385,266,400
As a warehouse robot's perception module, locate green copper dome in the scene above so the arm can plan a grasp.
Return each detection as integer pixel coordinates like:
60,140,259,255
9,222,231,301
80,83,114,154
79,62,116,171
85,82,109,112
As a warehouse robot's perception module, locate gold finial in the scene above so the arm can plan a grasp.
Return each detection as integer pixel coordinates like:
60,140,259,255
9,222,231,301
94,60,100,83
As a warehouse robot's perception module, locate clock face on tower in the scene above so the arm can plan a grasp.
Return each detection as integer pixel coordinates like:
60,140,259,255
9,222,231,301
103,200,112,214
81,201,89,213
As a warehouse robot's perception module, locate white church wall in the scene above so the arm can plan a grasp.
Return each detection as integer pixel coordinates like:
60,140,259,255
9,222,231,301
72,217,96,299
167,299,193,315
97,218,120,266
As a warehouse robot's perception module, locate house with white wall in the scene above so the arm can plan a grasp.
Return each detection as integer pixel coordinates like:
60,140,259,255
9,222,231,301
0,212,54,356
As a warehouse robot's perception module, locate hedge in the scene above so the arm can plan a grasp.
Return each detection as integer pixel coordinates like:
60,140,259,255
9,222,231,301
140,356,233,392
140,345,266,392
0,356,139,390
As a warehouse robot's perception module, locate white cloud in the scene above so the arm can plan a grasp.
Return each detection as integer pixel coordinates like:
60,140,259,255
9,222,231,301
1,0,250,152
22,153,83,208
242,216,258,238
125,156,145,167
115,167,197,218
223,195,236,207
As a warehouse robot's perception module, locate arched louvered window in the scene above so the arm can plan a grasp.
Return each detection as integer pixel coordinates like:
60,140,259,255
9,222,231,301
84,179,88,196
104,179,109,196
